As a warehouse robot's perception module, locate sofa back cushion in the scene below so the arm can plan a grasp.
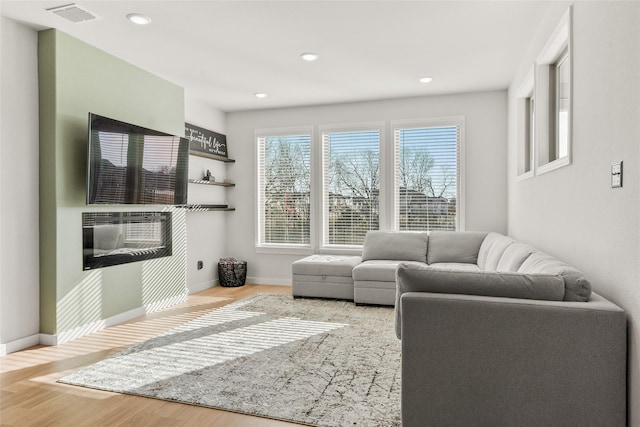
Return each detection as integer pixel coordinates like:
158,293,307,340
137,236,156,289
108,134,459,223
427,231,488,265
518,252,592,302
477,232,515,270
361,231,429,263
496,242,538,272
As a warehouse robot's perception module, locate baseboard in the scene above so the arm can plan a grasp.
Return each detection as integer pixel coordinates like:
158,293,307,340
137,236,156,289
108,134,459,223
5,284,288,354
247,276,292,286
188,279,217,294
0,333,41,355
36,293,189,349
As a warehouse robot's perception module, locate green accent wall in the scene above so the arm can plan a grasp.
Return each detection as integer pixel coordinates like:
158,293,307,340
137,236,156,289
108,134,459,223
38,29,187,335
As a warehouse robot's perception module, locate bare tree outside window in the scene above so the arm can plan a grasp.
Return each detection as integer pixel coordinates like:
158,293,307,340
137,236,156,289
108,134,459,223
259,135,311,245
396,126,458,231
324,130,380,246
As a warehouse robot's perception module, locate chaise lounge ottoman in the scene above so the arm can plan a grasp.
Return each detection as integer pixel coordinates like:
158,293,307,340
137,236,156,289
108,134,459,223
292,255,362,301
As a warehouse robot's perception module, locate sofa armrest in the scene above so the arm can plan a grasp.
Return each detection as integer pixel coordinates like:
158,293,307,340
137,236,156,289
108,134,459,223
400,292,626,427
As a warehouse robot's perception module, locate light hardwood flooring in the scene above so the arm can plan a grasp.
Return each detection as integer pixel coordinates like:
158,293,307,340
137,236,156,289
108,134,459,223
0,284,305,427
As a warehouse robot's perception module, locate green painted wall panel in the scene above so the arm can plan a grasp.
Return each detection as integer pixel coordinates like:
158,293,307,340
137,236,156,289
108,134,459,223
38,29,187,335
38,30,58,334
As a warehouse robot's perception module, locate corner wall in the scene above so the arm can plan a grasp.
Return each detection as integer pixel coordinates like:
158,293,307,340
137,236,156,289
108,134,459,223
184,97,228,292
507,2,640,423
38,29,188,341
0,18,40,352
227,91,508,285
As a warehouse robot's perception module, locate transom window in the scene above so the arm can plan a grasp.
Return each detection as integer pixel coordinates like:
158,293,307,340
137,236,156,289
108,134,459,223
554,48,570,160
516,67,535,180
535,6,572,174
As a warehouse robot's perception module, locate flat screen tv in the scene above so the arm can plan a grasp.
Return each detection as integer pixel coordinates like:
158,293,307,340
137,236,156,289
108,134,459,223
87,113,189,205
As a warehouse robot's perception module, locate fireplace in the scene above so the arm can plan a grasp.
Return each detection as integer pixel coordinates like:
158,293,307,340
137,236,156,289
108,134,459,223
82,211,172,270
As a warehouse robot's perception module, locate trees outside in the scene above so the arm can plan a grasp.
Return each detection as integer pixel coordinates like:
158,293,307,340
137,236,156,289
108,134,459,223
259,126,458,246
262,136,310,244
396,127,457,231
327,147,380,245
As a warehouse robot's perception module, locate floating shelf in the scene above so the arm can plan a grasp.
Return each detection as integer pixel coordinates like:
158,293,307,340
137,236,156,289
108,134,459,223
181,204,235,212
189,151,235,163
189,179,235,187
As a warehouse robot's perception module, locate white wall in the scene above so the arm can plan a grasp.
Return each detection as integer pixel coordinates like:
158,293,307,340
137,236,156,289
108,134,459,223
184,97,228,293
227,91,508,285
507,2,640,424
0,18,40,353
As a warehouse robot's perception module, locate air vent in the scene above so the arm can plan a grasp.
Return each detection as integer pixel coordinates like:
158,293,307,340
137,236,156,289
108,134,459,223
47,4,98,23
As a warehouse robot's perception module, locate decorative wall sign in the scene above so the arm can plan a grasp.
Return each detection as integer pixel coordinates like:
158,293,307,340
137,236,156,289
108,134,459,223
185,122,228,158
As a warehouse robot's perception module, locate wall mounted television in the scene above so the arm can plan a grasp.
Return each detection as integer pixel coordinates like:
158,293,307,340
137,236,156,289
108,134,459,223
87,113,189,205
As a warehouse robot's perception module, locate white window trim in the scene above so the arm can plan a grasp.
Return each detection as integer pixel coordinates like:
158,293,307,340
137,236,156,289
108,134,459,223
516,67,535,182
254,126,314,255
535,6,572,176
390,116,465,232
254,117,466,255
318,121,385,252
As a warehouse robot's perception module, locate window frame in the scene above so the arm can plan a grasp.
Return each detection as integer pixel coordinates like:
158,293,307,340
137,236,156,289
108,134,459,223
390,116,465,232
254,117,466,254
318,122,385,252
255,127,314,255
516,67,535,181
535,6,572,175
553,47,570,160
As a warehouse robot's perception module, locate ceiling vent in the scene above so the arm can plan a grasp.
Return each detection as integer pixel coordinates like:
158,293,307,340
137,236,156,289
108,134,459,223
47,4,98,23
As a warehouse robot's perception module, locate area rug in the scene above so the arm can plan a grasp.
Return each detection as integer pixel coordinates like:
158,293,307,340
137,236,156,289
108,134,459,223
59,293,401,426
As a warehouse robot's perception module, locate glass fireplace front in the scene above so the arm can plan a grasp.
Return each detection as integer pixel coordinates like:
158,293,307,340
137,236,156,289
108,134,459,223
82,211,172,270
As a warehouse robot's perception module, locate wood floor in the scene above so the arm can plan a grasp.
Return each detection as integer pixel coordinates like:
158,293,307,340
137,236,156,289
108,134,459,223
0,284,305,427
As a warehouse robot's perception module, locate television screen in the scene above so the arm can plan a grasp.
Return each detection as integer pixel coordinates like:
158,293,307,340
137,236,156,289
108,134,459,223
87,113,189,205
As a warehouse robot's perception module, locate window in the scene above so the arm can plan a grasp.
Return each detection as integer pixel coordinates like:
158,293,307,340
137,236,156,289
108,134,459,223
517,68,535,179
536,6,571,174
321,127,381,247
554,48,570,159
256,118,464,252
256,133,311,247
528,96,536,167
393,122,461,231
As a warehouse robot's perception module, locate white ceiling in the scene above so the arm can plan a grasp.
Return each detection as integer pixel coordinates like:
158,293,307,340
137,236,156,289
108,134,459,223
1,1,552,112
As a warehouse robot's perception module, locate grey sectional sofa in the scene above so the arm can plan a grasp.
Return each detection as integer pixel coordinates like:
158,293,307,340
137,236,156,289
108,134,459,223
292,230,627,425
394,231,626,426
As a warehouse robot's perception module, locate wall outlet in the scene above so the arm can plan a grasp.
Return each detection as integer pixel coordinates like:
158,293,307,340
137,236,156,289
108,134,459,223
197,260,203,270
611,161,623,188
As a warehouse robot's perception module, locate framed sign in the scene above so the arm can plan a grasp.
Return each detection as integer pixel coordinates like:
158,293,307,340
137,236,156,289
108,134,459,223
185,122,228,158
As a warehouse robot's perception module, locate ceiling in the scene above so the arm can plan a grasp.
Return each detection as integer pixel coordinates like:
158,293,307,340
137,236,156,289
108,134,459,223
1,1,552,112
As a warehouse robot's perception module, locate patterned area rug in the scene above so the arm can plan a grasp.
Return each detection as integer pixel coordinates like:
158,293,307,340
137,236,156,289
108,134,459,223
59,293,401,426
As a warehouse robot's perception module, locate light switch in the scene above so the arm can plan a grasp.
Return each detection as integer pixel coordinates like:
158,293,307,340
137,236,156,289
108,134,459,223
611,161,623,188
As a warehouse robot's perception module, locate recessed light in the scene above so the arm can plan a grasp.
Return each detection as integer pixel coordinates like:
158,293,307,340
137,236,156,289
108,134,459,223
255,92,268,99
419,76,433,83
301,52,319,62
127,13,151,25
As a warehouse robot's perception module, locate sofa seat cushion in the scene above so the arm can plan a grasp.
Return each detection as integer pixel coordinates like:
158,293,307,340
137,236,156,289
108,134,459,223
361,231,429,263
518,252,591,302
430,262,482,272
353,260,424,282
292,255,362,277
427,231,488,265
